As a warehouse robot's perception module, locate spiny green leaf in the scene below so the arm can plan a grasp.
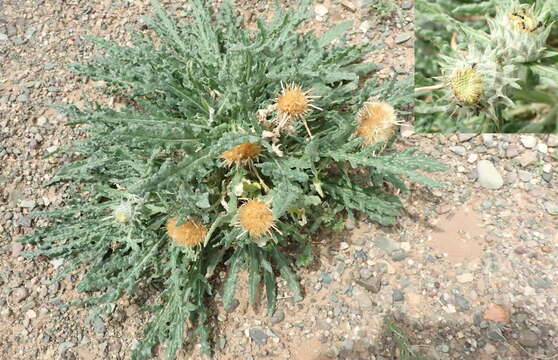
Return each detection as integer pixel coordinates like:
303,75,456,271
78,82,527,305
222,251,244,310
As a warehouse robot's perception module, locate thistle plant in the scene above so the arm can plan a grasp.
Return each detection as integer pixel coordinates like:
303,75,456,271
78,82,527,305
20,1,444,359
416,0,558,133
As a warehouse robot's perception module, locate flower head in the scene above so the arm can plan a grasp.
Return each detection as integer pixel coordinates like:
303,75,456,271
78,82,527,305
220,142,261,167
355,101,398,146
276,83,311,118
238,200,274,238
166,217,208,247
507,4,542,33
439,46,520,119
274,82,320,137
449,66,483,105
113,202,133,224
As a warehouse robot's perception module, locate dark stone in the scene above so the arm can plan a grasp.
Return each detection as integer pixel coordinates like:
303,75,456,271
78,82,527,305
392,289,404,302
224,298,240,313
355,276,382,294
91,316,106,334
353,250,367,260
390,250,407,262
529,277,552,289
249,327,268,345
16,216,31,227
518,329,538,348
320,272,333,284
454,294,470,311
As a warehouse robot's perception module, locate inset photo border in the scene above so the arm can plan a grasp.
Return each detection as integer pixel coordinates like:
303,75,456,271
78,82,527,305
415,0,558,133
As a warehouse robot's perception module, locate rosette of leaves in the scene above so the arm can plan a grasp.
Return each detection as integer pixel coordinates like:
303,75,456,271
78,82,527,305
415,0,558,133
20,1,445,359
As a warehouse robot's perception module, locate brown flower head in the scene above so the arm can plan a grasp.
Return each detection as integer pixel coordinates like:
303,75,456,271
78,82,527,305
274,82,320,137
166,217,208,247
220,142,261,167
238,200,274,238
355,101,398,146
276,83,311,118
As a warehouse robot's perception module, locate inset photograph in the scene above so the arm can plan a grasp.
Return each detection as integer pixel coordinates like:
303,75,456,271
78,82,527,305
415,0,558,133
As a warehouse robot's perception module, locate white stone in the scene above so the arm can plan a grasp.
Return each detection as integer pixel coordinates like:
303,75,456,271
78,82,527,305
457,273,474,283
524,286,536,296
482,134,496,147
50,258,64,269
537,143,548,154
25,310,37,319
444,304,456,314
467,154,478,163
477,160,503,189
520,135,537,149
359,20,370,34
37,117,48,126
484,343,497,355
400,242,411,251
401,129,415,138
314,4,329,17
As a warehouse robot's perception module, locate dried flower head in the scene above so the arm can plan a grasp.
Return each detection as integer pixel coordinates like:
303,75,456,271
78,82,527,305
355,101,398,146
449,66,484,105
274,82,320,137
277,83,311,117
238,200,274,238
221,142,261,167
166,217,208,247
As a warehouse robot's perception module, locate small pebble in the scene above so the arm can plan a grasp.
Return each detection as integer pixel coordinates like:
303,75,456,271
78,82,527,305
477,160,503,189
518,329,538,348
390,250,407,262
544,202,558,215
12,287,28,303
392,289,404,302
450,146,466,156
249,327,268,345
457,273,474,283
271,311,284,325
520,135,537,149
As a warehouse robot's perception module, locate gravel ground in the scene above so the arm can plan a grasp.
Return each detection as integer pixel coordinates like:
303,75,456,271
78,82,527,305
2,1,557,360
